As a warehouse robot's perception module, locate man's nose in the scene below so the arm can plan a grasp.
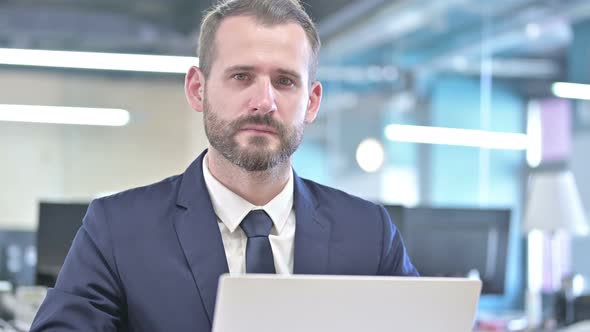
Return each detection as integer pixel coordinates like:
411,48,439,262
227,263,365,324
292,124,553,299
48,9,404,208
249,78,277,114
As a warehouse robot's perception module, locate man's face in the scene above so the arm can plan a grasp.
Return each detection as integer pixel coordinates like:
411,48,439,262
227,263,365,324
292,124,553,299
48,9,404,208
202,94,304,171
193,15,321,172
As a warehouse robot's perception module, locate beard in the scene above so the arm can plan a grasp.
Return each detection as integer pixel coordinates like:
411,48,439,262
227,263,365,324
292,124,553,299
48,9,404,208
203,96,305,172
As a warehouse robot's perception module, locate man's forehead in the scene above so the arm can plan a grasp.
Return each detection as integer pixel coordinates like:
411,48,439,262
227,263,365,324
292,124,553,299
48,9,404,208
210,15,311,75
213,15,310,53
216,15,304,35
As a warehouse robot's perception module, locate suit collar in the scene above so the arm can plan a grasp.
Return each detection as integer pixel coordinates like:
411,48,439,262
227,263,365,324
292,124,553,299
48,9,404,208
174,150,228,325
292,173,331,274
201,153,295,235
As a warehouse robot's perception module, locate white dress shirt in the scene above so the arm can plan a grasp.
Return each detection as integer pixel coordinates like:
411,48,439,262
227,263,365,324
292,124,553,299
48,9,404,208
202,154,296,275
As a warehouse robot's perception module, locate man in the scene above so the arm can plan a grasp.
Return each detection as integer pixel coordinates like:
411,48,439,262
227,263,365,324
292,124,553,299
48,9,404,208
30,0,418,331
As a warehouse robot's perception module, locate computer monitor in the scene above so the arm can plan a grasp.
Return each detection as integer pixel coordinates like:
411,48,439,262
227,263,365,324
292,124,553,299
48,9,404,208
384,205,510,295
0,230,36,286
36,202,89,287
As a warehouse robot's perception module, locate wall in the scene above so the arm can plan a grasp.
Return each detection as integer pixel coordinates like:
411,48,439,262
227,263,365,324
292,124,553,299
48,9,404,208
571,132,590,280
430,75,525,207
0,69,207,230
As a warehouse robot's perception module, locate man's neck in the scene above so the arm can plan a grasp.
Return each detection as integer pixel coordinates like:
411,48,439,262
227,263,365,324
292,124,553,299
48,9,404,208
206,147,291,206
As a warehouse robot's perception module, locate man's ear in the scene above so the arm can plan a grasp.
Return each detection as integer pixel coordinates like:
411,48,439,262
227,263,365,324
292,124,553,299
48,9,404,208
185,66,206,113
304,81,322,124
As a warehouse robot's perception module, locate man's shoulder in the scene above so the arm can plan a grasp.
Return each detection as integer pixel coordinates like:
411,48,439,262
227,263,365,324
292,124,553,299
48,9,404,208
93,173,184,212
298,177,390,237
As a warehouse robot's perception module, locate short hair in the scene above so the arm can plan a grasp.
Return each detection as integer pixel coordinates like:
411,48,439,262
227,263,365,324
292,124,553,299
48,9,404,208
198,0,321,83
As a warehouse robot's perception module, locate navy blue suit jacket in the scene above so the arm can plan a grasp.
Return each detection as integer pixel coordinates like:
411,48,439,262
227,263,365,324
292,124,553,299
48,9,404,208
31,150,418,331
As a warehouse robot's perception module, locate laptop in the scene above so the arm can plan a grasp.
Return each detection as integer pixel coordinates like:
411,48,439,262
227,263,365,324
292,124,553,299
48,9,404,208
212,274,482,332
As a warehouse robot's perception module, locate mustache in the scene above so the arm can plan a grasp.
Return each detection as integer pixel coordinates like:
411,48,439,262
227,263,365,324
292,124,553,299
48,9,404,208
232,114,285,134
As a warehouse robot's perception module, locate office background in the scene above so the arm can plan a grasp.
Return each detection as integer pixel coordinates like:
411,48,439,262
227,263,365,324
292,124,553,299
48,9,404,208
1,0,590,322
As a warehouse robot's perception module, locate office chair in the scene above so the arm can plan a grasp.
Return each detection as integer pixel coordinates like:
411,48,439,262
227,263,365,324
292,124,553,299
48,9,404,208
572,295,590,323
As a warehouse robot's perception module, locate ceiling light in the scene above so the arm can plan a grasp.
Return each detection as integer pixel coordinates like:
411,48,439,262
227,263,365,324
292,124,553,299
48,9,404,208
452,56,468,71
0,104,130,126
526,101,542,168
356,138,385,173
0,48,197,74
552,82,590,101
384,124,527,150
525,23,541,40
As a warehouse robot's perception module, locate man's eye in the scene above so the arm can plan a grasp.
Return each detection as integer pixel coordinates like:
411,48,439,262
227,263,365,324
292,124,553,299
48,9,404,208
277,77,294,86
233,73,248,80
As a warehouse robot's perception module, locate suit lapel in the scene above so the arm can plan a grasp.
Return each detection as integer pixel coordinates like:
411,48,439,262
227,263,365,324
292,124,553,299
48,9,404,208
173,150,228,324
292,174,331,275
172,155,332,321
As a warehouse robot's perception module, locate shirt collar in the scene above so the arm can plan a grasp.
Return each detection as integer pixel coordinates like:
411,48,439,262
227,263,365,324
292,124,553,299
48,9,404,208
202,153,294,234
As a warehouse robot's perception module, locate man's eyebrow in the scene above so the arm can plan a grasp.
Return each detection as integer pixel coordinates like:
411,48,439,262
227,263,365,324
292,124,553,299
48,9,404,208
223,65,255,74
223,66,302,81
276,68,302,81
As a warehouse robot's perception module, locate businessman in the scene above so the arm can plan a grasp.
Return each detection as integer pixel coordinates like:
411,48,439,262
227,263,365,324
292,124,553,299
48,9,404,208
30,0,418,330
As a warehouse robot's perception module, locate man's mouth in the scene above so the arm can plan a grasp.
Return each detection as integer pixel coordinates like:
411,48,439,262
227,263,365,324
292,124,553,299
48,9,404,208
241,124,278,134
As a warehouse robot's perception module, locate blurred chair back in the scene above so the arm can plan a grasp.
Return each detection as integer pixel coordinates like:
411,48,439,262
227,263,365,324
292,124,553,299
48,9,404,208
573,295,590,324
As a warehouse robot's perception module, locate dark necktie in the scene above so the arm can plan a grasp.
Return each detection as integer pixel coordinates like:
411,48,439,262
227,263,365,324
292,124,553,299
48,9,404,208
240,210,276,274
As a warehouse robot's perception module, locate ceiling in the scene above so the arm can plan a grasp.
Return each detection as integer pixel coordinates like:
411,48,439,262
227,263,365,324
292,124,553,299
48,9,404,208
0,0,368,55
1,0,590,88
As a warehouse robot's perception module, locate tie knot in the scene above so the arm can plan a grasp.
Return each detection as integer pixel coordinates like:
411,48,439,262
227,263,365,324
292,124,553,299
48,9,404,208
240,210,273,238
